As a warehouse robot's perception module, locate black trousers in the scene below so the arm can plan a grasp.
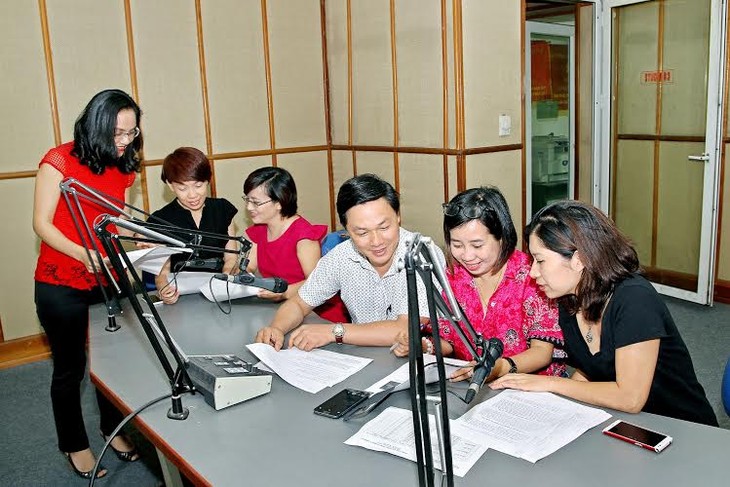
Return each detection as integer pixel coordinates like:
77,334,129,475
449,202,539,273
35,281,124,453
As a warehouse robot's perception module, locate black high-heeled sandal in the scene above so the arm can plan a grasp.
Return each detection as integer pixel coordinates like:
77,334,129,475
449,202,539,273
64,452,107,479
100,432,140,462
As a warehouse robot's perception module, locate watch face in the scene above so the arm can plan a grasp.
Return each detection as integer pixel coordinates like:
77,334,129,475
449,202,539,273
332,324,345,337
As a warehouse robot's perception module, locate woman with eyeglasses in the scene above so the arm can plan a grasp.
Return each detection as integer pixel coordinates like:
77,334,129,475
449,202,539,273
490,201,717,425
401,187,565,381
148,147,238,304
33,89,142,478
243,167,348,322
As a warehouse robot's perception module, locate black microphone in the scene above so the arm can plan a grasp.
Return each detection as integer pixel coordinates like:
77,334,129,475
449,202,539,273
213,273,288,294
465,337,504,404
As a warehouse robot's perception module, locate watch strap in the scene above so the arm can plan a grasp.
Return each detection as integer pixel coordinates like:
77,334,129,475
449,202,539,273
504,356,518,374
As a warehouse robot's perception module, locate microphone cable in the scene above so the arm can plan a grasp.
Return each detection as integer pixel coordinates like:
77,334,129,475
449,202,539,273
88,390,193,487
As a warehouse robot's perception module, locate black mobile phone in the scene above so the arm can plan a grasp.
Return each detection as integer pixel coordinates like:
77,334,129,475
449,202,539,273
313,388,370,419
602,419,673,453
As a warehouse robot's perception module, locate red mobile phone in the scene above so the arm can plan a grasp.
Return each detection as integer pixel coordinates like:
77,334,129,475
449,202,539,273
602,419,672,453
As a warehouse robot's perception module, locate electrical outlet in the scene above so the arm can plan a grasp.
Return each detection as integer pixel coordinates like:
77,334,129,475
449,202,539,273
499,114,511,136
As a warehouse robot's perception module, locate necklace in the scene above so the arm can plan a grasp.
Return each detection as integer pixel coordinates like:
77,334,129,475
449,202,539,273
583,293,613,344
474,266,505,318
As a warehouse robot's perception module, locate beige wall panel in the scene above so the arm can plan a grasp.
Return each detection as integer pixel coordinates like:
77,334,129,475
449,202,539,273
127,174,146,213
719,143,730,280
268,0,327,147
616,2,658,135
213,156,272,230
661,0,710,137
144,165,173,215
462,0,521,148
448,155,458,201
655,142,703,274
0,179,41,339
395,0,443,147
132,0,206,160
578,4,594,203
202,0,270,154
464,151,523,231
612,140,653,266
277,152,331,228
48,0,131,141
331,151,355,227
355,151,395,187
326,1,350,145
0,1,55,170
398,153,445,248
351,0,394,145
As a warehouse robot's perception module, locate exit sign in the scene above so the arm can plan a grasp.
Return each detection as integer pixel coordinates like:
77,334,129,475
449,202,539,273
641,70,674,84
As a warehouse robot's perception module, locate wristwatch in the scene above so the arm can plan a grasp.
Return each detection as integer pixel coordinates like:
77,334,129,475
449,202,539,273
504,356,518,374
332,323,345,344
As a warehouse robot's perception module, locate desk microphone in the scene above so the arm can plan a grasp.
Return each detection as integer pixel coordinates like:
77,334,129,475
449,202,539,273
213,273,288,294
465,337,504,404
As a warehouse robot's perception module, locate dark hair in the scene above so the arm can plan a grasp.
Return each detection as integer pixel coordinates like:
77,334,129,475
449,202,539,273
443,187,517,273
336,174,400,227
72,89,142,175
243,167,298,218
161,147,212,183
525,200,640,321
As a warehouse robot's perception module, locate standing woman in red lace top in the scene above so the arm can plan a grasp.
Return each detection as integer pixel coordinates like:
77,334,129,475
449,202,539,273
33,89,142,479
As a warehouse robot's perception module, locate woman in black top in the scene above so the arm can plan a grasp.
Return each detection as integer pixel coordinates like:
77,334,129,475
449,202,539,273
490,201,717,426
149,147,238,304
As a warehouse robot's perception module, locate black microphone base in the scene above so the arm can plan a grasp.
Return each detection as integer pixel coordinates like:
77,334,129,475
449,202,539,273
167,395,189,420
105,316,121,333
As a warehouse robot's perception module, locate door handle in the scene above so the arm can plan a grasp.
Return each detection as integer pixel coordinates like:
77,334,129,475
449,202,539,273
688,153,710,162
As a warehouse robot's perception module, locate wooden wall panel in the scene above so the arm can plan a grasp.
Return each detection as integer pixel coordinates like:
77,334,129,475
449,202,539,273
325,0,350,146
613,140,653,266
0,179,41,339
448,155,458,201
214,156,272,231
268,0,327,147
577,3,594,203
0,1,55,171
131,0,206,159
277,151,331,227
47,0,131,141
395,0,443,147
331,150,356,227
351,0,393,145
465,151,523,234
202,0,270,154
398,153,446,247
462,0,521,148
144,165,171,216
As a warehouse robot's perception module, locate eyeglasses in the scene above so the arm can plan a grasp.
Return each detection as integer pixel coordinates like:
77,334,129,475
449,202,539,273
114,127,140,141
241,196,272,207
442,202,489,219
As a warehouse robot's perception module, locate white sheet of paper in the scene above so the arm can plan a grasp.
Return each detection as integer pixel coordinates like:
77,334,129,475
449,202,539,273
165,272,218,295
365,354,469,393
125,247,191,274
345,406,488,477
199,279,260,302
454,390,611,463
246,343,372,394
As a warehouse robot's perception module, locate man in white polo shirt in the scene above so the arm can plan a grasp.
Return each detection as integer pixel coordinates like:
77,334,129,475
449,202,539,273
254,173,444,352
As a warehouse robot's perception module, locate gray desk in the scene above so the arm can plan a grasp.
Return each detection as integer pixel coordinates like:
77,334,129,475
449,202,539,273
89,294,730,487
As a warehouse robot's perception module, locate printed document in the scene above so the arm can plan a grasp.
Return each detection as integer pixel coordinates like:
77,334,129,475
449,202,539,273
246,343,372,393
199,278,260,302
366,354,469,393
454,390,611,462
125,247,191,274
345,406,488,477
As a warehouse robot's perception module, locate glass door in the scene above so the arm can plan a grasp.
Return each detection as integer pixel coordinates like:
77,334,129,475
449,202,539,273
526,21,576,217
600,0,724,304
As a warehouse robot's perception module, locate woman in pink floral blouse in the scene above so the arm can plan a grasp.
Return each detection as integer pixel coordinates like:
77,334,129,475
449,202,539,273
431,187,566,381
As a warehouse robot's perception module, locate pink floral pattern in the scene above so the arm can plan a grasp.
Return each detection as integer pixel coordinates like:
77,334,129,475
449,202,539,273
437,250,566,376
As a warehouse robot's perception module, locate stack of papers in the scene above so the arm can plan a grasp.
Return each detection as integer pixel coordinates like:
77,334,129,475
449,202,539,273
345,389,611,475
345,406,488,478
453,390,611,463
246,343,372,393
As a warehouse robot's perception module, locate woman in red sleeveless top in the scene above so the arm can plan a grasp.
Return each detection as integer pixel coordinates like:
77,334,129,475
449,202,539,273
33,89,142,479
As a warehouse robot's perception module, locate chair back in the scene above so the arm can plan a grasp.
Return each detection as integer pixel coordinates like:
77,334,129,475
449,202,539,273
722,356,730,416
321,230,349,256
